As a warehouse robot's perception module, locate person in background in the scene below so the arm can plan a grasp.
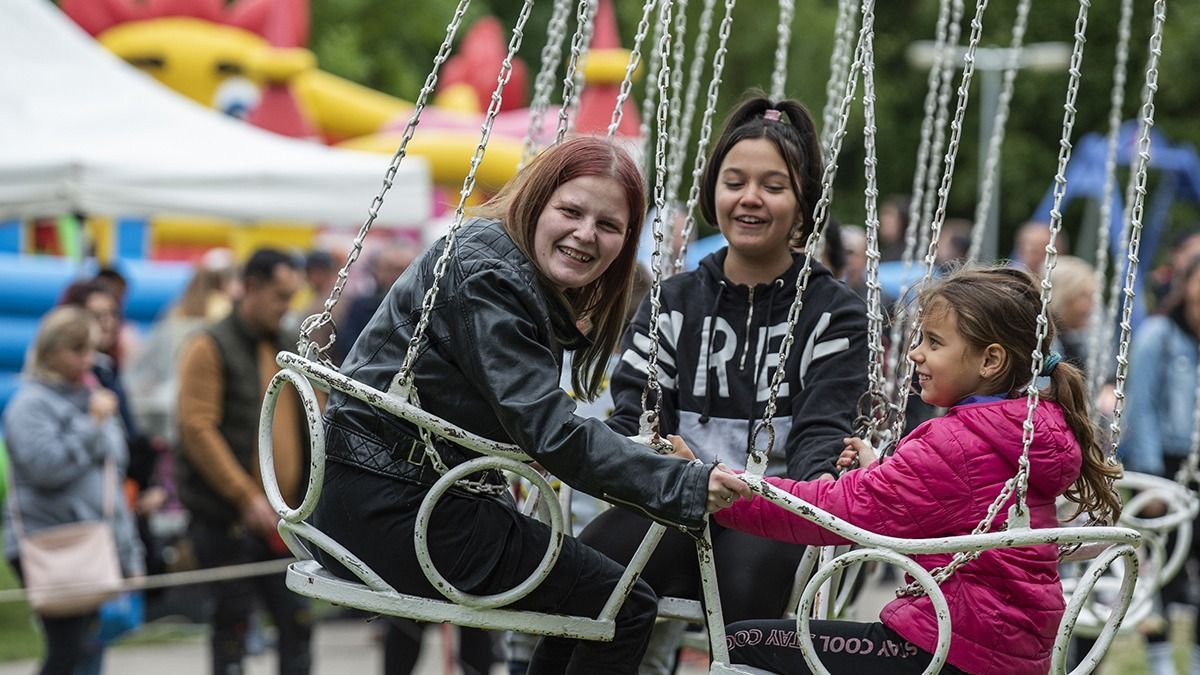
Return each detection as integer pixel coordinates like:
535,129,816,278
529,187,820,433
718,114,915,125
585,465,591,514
1121,253,1200,675
1149,229,1200,309
1011,220,1069,278
878,195,910,262
3,306,144,675
1048,256,1098,371
935,218,972,272
335,241,418,363
177,249,313,675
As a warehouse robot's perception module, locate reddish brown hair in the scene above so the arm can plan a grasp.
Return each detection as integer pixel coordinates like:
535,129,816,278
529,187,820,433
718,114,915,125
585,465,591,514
477,136,646,399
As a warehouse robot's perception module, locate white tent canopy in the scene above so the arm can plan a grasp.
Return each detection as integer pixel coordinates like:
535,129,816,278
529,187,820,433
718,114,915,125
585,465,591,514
0,0,430,227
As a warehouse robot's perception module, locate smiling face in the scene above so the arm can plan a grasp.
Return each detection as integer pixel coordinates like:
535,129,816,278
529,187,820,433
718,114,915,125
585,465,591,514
532,175,630,291
908,302,992,407
715,138,801,265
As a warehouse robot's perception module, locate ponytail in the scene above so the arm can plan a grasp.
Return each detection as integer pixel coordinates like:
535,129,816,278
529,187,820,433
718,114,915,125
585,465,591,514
1048,361,1123,524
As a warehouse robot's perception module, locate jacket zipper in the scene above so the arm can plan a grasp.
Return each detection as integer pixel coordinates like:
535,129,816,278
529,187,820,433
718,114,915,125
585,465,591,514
739,286,756,370
602,492,698,536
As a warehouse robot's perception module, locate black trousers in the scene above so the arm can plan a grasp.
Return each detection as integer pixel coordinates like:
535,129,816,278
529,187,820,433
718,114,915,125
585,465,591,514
8,558,102,675
578,506,808,623
312,461,658,675
189,520,314,675
383,619,495,675
726,620,967,675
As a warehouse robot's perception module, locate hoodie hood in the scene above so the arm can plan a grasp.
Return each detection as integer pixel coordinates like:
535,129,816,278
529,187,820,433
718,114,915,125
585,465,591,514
950,397,1081,498
695,247,834,295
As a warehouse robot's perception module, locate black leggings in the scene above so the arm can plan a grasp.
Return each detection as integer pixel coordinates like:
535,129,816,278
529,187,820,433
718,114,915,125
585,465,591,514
578,506,807,623
726,619,967,675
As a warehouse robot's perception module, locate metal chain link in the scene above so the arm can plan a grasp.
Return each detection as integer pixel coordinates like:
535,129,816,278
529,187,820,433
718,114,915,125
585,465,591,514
967,0,1032,262
889,0,977,448
671,0,738,273
665,0,717,256
770,0,796,101
903,0,1096,594
820,0,858,159
520,0,574,169
607,0,660,139
882,0,955,417
858,0,887,443
1085,0,1133,406
394,0,536,396
1108,0,1166,459
555,0,598,144
638,0,665,173
639,0,676,432
752,0,874,463
296,0,473,365
1014,0,1091,519
662,0,690,180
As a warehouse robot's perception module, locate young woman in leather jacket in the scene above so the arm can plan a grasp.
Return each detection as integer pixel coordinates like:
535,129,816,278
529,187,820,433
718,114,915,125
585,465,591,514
312,137,749,674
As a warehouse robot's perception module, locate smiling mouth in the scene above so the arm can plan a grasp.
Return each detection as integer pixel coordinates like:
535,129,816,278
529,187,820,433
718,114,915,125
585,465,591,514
558,246,594,263
733,215,767,225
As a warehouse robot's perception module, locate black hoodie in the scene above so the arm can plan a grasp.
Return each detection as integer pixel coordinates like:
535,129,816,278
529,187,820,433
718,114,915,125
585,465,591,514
608,249,869,480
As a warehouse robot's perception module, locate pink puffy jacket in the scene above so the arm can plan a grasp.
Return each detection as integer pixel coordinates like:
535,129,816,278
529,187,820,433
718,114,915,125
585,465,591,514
715,398,1082,675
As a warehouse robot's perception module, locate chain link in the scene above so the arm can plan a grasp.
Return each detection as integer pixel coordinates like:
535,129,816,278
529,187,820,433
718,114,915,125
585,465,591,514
520,0,574,169
638,0,665,173
395,0,535,395
555,0,599,144
770,0,795,101
883,0,956,420
753,0,874,463
902,0,1096,595
639,0,676,433
607,0,660,139
967,0,1032,262
890,0,977,447
820,0,857,159
858,0,886,443
665,0,717,257
296,0,472,365
671,0,737,273
1108,0,1166,458
1085,0,1133,407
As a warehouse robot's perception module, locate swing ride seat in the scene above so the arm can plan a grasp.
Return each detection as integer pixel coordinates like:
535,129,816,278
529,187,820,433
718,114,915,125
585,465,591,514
260,352,721,645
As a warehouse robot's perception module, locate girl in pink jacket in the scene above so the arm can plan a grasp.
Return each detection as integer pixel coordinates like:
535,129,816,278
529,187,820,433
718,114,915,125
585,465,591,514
711,266,1122,674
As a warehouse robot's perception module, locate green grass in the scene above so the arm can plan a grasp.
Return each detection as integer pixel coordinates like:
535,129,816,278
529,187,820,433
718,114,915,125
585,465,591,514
0,561,42,662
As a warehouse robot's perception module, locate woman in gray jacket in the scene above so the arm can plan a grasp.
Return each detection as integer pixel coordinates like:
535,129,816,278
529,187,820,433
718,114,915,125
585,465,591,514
3,306,143,675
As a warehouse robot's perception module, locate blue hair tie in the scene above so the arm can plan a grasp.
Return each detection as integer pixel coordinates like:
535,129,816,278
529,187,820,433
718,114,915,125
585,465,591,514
1040,351,1063,376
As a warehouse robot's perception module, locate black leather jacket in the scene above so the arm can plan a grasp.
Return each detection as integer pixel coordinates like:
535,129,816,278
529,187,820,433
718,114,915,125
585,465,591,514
324,218,712,530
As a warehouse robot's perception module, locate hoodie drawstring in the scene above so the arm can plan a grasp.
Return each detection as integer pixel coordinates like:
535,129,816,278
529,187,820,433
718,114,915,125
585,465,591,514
699,281,727,424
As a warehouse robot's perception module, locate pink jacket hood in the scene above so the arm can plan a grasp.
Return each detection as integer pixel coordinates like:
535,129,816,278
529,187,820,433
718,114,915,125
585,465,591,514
715,397,1083,675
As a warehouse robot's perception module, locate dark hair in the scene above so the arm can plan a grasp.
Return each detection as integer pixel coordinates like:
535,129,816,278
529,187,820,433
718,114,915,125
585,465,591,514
700,94,823,245
59,280,116,309
476,136,646,400
1159,253,1200,339
243,248,299,285
917,265,1122,525
823,218,847,277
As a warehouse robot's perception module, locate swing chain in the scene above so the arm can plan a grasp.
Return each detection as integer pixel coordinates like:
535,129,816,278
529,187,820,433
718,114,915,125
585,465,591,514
607,0,659,139
296,0,473,366
672,0,738,273
769,0,795,101
520,0,574,169
639,0,675,428
555,0,599,144
1108,0,1166,456
1084,0,1133,408
819,0,857,160
967,0,1032,263
665,0,715,212
859,0,886,442
396,0,536,393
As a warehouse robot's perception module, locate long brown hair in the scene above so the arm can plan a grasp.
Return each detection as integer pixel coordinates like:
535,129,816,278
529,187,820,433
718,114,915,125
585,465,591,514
476,136,646,400
918,266,1123,525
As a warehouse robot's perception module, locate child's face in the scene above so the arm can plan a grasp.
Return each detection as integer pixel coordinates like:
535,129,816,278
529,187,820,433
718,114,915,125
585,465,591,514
714,138,801,261
908,305,990,407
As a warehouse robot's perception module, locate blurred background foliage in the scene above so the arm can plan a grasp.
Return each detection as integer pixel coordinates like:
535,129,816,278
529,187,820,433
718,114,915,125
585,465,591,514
309,0,1196,255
